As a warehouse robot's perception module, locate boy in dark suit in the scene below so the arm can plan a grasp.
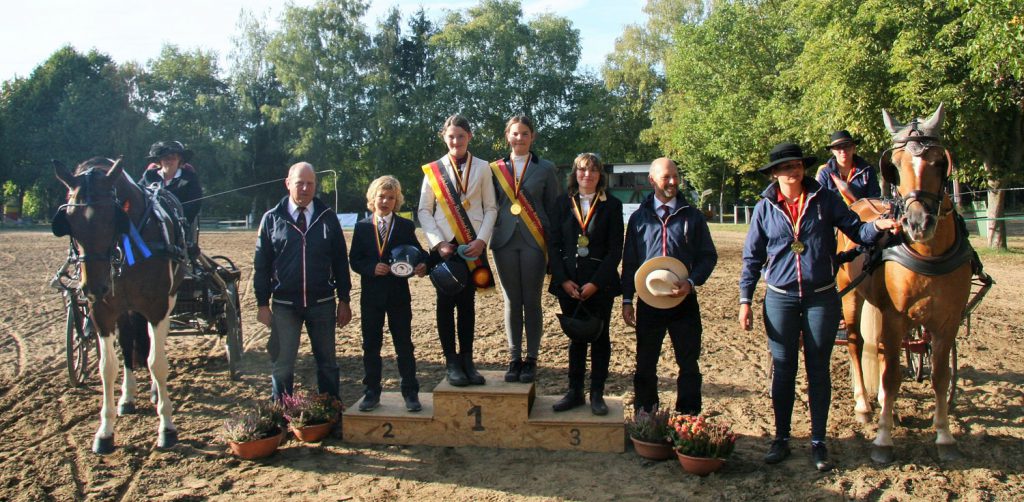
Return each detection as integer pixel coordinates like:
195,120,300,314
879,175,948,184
350,176,427,412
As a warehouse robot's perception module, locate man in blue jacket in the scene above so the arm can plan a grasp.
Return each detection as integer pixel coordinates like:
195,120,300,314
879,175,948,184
622,158,718,414
254,162,352,401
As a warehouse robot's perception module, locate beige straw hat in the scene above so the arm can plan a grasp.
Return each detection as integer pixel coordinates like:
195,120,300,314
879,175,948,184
634,256,690,309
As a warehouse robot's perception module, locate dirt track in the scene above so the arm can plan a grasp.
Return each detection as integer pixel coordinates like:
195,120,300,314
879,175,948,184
0,229,1021,501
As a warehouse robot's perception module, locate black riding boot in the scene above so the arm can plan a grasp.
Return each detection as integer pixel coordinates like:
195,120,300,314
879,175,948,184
461,349,486,385
553,387,585,412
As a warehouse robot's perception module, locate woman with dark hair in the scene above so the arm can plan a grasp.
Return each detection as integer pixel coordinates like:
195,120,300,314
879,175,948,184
418,114,498,386
739,142,898,471
546,153,623,414
489,115,563,384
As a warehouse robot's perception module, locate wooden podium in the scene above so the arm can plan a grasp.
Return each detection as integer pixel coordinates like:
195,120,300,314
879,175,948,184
343,371,625,453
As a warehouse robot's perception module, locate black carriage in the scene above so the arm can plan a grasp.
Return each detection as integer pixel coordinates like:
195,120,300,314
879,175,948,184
52,244,244,385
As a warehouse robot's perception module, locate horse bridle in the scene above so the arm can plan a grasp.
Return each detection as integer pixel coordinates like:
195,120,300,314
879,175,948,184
880,125,953,221
59,168,125,265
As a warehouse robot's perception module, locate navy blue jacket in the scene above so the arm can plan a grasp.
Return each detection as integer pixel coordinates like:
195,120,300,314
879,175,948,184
622,193,717,303
815,156,880,202
254,196,351,307
739,178,881,303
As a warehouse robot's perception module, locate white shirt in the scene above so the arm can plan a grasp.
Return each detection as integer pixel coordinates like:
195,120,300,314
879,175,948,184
512,153,530,178
578,191,596,215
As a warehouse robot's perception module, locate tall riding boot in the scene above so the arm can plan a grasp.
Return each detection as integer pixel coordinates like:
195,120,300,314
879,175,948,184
461,349,486,385
590,385,609,416
446,355,469,387
519,357,537,383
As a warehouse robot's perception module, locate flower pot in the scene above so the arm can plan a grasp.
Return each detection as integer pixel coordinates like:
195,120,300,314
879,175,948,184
290,421,334,443
676,451,725,476
228,430,284,460
630,436,675,461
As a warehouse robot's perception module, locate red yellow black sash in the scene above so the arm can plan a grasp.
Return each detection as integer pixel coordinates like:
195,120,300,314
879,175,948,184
422,160,495,290
490,159,547,260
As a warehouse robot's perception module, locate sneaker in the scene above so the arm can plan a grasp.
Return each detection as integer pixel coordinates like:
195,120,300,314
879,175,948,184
358,394,380,412
404,394,422,413
764,438,791,464
519,358,537,383
811,442,834,472
504,359,523,383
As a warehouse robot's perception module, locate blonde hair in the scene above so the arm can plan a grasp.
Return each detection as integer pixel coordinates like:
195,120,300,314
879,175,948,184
365,175,404,212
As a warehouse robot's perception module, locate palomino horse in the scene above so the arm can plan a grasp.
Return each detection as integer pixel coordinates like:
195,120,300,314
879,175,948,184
53,156,185,454
840,104,974,463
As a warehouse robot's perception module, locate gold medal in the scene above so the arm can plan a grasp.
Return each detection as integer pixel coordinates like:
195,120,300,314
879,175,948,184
791,240,805,254
577,246,590,257
462,199,471,210
510,202,522,215
577,235,589,247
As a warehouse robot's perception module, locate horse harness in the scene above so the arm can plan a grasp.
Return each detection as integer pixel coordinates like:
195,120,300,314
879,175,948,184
52,168,188,275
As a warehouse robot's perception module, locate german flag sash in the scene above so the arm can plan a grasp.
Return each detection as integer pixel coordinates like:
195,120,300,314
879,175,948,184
422,161,495,290
490,159,547,261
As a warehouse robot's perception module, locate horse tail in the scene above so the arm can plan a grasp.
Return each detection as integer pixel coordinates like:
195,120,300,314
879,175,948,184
860,300,883,401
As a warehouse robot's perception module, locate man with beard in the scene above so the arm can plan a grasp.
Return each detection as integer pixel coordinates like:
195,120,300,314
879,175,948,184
622,158,718,414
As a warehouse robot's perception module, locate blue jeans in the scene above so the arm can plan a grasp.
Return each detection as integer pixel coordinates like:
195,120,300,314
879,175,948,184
268,301,339,401
763,288,840,443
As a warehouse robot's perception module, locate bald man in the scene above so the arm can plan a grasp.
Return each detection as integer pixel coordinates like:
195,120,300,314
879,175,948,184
621,158,718,414
254,162,352,401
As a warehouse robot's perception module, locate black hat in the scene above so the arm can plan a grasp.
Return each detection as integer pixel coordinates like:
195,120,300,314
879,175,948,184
759,143,817,174
146,141,193,163
429,258,468,296
556,304,604,343
824,130,860,150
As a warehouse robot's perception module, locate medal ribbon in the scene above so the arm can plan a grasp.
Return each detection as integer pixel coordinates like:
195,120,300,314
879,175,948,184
571,192,599,237
784,191,806,243
448,153,473,197
490,159,547,261
373,214,394,259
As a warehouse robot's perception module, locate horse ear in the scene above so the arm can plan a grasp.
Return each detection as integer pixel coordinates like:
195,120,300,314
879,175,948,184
921,103,945,138
882,109,902,137
53,159,75,189
106,156,125,180
879,149,900,186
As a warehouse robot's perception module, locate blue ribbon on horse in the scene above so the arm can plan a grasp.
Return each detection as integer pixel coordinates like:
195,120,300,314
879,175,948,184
121,220,153,266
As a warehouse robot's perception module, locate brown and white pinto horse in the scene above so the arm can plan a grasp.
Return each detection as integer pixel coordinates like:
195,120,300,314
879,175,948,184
53,156,184,454
840,104,973,463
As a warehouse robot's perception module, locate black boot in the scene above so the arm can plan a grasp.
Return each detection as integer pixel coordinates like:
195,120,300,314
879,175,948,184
461,351,486,385
552,388,585,412
519,357,537,383
590,388,609,416
446,361,470,387
504,359,523,383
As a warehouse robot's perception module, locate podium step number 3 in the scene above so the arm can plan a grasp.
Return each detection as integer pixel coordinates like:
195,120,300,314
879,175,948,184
344,371,624,453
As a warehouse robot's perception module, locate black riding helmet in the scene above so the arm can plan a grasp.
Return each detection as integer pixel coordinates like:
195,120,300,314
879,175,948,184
146,141,193,163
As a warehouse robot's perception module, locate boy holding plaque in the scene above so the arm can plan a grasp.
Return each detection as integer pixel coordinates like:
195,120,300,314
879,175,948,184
351,175,427,412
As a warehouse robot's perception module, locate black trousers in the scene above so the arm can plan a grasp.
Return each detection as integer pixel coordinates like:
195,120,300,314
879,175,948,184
361,286,419,398
436,283,476,364
633,294,703,414
557,294,613,393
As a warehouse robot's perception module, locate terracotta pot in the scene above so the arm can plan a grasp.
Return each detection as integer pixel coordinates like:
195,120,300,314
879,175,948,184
290,421,334,443
676,451,725,476
630,436,675,461
228,430,284,460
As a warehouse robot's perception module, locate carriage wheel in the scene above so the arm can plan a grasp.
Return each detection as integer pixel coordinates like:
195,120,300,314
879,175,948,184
223,282,243,380
903,326,928,382
65,293,96,386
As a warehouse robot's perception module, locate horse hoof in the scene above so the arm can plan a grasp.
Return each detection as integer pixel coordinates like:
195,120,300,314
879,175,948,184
937,444,962,462
93,435,116,455
158,428,178,449
855,411,872,424
871,445,895,464
118,402,137,416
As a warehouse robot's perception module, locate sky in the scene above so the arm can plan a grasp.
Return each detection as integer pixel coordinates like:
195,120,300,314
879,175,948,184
0,0,646,82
